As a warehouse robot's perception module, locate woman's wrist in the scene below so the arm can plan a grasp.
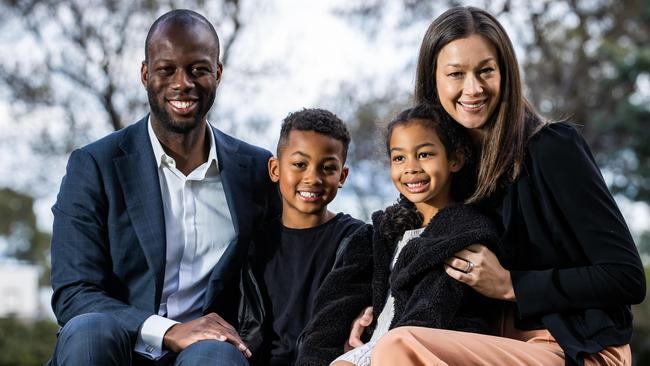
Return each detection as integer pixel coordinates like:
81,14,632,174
502,271,516,301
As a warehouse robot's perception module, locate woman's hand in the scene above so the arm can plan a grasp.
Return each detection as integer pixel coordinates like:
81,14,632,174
444,244,516,301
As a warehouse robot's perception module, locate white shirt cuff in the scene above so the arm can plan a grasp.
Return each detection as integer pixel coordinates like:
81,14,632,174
134,315,179,360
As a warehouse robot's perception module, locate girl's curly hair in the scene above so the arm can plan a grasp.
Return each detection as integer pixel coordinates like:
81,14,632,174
380,103,477,240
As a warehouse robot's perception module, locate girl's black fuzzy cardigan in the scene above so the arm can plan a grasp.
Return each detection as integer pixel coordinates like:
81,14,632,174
296,203,501,366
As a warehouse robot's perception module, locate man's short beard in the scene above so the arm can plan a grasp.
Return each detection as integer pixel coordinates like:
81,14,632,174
147,90,216,134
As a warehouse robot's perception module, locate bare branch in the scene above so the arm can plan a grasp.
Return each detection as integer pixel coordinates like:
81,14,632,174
220,0,243,68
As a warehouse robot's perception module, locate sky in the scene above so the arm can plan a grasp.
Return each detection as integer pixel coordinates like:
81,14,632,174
0,0,648,240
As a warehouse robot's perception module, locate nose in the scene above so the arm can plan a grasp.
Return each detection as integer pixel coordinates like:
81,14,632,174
404,158,423,174
463,74,483,95
303,167,323,185
172,69,194,91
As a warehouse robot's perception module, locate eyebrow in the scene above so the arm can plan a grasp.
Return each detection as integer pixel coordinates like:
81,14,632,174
390,142,437,153
151,57,214,65
290,151,311,158
290,151,342,162
444,57,496,68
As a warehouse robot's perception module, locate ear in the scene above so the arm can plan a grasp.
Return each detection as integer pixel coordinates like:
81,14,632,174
338,166,350,188
140,61,148,88
268,156,280,183
449,151,465,173
215,62,223,85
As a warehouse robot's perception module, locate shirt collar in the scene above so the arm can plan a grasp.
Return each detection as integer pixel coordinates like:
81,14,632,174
147,116,219,172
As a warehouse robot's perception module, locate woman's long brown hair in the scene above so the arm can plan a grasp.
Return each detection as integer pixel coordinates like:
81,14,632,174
415,6,545,203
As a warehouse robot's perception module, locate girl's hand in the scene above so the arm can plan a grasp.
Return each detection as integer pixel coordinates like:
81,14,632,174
444,244,516,301
344,306,373,352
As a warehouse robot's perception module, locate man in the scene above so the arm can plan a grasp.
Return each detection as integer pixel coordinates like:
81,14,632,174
49,9,279,365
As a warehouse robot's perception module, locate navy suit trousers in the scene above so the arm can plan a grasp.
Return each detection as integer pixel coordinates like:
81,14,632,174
51,313,248,366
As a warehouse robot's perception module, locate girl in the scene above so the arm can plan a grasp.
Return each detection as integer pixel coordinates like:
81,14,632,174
370,6,646,366
295,104,500,366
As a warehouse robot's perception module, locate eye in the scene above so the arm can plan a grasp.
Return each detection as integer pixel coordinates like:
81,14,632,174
479,67,495,75
292,161,306,169
391,155,405,163
323,164,338,172
155,66,174,76
192,66,211,76
448,71,463,79
417,152,434,159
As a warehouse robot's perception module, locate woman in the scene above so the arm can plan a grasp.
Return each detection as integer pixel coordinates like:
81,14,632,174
369,6,646,366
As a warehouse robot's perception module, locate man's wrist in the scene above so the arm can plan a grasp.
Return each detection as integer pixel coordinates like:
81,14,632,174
162,322,181,352
135,315,179,358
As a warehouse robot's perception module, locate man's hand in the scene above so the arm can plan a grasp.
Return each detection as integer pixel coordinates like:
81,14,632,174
163,313,251,358
344,307,373,352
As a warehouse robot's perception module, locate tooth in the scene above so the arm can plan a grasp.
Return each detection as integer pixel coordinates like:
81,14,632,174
461,101,484,108
171,101,193,108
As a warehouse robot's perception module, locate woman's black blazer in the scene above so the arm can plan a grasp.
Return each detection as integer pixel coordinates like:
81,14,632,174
490,122,645,365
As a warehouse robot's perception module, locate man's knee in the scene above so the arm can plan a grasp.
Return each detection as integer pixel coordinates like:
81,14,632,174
175,340,247,366
55,313,132,366
59,313,130,345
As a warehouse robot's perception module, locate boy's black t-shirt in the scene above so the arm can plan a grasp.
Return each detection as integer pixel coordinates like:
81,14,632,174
253,213,365,366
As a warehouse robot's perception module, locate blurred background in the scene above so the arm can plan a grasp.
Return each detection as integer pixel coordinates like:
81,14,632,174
0,0,648,364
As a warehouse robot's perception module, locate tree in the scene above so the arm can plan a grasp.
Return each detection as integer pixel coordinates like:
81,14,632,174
0,0,248,132
0,317,59,366
334,0,650,203
520,0,650,201
0,188,51,284
0,0,266,199
320,82,410,220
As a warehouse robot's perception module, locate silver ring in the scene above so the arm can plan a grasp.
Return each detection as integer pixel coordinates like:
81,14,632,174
464,260,474,274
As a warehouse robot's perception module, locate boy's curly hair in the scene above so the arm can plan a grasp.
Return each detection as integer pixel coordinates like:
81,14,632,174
277,108,351,162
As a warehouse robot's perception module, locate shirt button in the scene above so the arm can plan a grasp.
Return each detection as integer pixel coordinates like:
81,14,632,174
146,345,155,353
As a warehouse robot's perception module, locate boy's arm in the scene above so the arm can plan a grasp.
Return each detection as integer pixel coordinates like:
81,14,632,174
296,224,374,366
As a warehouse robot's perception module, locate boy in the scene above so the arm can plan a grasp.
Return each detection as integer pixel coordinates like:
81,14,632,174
248,108,366,366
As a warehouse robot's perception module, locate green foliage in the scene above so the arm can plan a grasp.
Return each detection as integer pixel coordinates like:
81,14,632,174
632,266,650,364
0,317,58,366
0,188,51,284
521,0,650,202
338,0,650,204
638,231,650,264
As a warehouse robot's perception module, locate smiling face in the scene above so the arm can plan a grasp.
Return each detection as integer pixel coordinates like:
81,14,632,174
435,34,501,131
269,130,349,228
389,121,462,221
141,21,222,134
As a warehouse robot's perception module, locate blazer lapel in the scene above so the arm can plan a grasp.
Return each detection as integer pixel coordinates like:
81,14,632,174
217,138,250,242
114,118,166,311
203,126,254,313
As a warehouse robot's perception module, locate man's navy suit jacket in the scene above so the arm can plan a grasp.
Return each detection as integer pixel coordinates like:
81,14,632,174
50,116,280,340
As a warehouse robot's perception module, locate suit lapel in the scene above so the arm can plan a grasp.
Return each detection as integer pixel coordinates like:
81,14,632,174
114,118,166,311
203,126,254,313
215,129,254,242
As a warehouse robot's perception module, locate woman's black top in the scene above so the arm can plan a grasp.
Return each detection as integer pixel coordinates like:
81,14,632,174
485,122,646,365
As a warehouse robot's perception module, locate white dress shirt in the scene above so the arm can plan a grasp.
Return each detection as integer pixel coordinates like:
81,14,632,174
135,119,236,359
